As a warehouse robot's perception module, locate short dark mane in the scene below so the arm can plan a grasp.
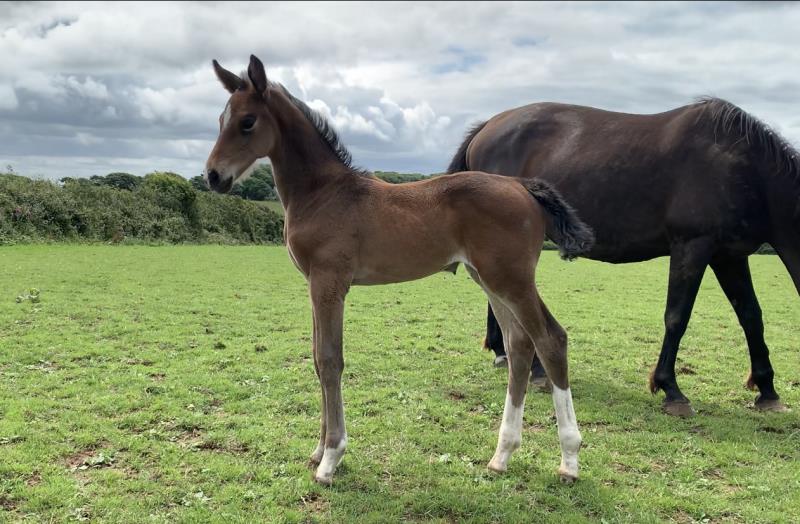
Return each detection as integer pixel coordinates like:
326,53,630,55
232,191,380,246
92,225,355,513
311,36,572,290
240,73,370,177
695,96,800,179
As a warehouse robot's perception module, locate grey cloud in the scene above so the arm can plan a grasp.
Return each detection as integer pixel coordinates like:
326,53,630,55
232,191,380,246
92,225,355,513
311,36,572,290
1,1,799,179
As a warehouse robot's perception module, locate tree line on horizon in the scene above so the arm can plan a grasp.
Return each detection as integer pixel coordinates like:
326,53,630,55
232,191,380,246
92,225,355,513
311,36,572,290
0,166,432,245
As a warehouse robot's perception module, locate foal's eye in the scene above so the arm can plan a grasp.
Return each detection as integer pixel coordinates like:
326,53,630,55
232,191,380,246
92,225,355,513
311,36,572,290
240,115,257,133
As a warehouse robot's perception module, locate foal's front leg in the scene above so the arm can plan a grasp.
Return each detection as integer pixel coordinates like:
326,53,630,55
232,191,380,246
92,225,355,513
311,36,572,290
309,273,349,485
309,315,327,467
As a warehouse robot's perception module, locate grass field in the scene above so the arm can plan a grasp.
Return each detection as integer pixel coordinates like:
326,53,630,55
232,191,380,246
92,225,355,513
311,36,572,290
1,246,798,523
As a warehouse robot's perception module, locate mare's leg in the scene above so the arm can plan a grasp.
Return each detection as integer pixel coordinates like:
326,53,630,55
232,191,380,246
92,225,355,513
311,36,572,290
530,353,551,392
711,257,787,412
774,238,800,295
485,303,509,367
309,272,349,485
309,315,327,467
650,238,713,417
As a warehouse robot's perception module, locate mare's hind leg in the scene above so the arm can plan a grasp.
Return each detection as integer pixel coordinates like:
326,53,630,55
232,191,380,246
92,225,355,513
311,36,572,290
711,257,787,412
485,304,509,367
650,239,713,417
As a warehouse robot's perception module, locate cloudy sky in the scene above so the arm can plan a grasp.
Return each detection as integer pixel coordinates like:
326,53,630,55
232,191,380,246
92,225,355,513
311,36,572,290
1,1,799,180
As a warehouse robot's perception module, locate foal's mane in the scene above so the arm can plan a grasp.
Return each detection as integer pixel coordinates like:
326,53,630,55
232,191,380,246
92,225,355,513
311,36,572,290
240,73,370,177
695,96,800,179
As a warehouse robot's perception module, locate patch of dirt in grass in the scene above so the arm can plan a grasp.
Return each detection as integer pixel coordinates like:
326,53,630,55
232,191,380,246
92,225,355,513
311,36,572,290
524,423,547,433
670,509,694,524
125,358,155,366
0,494,17,511
175,430,249,454
26,471,42,486
447,390,466,401
300,491,329,515
677,364,697,375
149,372,166,381
64,440,113,471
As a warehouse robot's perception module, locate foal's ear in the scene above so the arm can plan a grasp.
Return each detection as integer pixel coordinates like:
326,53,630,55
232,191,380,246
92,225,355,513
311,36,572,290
248,54,268,96
213,59,244,94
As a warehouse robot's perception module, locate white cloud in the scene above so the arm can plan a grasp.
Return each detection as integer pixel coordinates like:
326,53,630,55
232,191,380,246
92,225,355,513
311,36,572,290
0,1,799,179
0,84,18,110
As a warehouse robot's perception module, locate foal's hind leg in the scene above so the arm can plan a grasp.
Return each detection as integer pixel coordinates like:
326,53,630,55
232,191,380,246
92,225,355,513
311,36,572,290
486,299,536,473
480,264,582,481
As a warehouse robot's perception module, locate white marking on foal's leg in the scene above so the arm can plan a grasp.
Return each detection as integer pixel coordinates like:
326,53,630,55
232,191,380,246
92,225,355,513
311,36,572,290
314,435,347,485
488,390,523,473
552,386,581,482
309,439,325,466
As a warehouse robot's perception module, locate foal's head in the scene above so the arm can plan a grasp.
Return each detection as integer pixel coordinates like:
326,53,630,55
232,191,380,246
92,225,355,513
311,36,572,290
205,55,276,193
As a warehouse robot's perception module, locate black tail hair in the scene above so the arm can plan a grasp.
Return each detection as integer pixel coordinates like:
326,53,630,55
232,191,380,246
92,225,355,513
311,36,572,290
522,179,595,260
446,121,487,174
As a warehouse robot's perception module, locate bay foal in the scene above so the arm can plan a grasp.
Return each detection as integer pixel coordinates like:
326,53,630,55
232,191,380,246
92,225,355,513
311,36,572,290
205,55,594,485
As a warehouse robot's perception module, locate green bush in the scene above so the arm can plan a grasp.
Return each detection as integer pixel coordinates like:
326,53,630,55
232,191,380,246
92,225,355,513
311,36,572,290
0,173,283,245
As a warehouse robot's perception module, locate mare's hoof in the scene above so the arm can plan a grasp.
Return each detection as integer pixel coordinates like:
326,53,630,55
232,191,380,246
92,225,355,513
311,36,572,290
530,375,552,393
493,355,508,368
754,398,790,412
662,400,695,418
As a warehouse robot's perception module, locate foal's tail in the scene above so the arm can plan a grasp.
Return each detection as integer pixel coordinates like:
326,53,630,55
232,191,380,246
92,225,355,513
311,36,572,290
522,179,595,260
446,121,487,173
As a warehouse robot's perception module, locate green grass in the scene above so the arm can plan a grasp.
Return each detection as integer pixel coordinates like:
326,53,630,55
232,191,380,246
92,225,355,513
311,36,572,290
261,200,284,215
1,246,798,523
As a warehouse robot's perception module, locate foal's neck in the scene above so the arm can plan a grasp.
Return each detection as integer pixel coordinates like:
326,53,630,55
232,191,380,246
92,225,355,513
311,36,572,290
267,92,351,212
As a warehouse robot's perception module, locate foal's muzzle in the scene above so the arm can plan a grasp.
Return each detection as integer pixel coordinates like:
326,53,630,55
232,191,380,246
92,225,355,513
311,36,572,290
206,169,233,193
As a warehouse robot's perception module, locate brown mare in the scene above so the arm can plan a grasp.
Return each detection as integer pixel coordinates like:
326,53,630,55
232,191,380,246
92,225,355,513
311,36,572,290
448,98,800,416
204,55,594,485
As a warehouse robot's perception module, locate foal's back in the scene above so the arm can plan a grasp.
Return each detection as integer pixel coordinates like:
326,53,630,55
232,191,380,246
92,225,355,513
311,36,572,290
348,172,545,285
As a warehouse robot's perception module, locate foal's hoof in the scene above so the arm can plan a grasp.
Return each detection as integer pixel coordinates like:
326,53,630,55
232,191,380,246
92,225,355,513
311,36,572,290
487,459,507,474
662,400,695,418
754,398,790,413
493,355,508,368
307,457,322,469
530,375,552,393
558,469,578,484
313,473,333,486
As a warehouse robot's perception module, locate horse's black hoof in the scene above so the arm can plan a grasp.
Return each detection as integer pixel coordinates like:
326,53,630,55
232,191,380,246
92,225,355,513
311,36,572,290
754,397,789,412
493,355,508,368
662,400,695,417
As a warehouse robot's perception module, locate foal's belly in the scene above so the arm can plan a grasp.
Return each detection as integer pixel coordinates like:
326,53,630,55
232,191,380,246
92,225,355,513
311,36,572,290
351,251,464,286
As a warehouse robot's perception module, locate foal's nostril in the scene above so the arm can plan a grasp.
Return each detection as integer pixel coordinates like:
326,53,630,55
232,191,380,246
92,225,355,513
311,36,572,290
208,169,221,187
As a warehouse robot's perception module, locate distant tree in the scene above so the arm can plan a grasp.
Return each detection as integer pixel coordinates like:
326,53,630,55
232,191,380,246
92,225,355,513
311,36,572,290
103,172,141,191
228,164,277,200
374,171,428,184
190,175,209,192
